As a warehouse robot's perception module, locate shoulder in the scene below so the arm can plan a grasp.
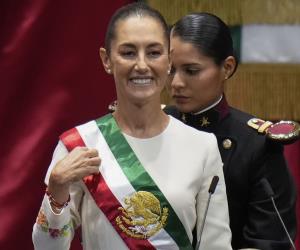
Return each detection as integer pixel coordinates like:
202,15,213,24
164,105,181,119
169,115,213,136
225,107,259,137
60,119,97,136
226,107,254,129
224,107,284,151
59,118,101,150
168,115,218,149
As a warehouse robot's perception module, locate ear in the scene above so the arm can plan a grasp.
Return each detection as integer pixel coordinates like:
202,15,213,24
167,52,171,75
167,63,172,75
99,47,112,74
223,56,236,80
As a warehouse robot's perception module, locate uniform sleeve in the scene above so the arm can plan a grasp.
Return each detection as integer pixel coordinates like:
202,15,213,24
243,141,297,250
196,135,232,250
32,141,84,250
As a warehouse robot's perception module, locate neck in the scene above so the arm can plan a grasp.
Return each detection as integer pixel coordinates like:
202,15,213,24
113,99,169,138
192,95,223,115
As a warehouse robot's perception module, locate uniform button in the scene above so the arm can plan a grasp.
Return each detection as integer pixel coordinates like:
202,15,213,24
222,139,232,149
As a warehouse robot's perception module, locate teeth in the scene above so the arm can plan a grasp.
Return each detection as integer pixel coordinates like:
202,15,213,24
131,78,152,85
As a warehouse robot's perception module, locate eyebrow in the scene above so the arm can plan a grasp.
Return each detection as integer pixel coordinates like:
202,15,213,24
119,42,164,49
148,43,164,48
119,43,135,49
181,63,201,67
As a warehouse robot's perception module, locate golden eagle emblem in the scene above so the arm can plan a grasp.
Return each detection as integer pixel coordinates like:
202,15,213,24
116,191,168,239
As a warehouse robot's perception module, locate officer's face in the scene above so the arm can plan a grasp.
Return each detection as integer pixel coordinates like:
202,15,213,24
169,36,226,113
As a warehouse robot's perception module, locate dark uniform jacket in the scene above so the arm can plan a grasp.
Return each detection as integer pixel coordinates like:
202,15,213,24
164,97,297,250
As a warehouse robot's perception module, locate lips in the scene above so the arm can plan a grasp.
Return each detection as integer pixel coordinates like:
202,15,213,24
173,94,190,104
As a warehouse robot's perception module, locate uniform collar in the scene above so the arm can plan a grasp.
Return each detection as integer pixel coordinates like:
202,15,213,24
192,95,223,115
180,95,229,132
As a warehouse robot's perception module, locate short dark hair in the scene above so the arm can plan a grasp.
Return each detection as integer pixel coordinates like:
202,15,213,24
104,2,169,55
171,12,238,77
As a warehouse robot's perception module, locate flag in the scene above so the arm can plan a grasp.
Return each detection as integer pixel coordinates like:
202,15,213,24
231,25,300,63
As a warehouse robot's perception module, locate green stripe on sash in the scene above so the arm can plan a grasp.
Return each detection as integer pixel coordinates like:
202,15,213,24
96,114,193,250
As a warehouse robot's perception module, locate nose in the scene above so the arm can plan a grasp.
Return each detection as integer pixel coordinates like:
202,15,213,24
134,53,149,73
170,71,185,90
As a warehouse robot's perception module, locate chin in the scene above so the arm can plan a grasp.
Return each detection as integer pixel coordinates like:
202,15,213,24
131,92,160,103
174,103,194,113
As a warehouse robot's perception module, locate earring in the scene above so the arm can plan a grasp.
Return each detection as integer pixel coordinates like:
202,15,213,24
167,69,171,75
107,69,111,74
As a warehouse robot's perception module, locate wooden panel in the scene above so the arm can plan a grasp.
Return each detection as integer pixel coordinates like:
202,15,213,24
161,64,300,121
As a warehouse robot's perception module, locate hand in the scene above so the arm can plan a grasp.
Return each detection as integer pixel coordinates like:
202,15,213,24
48,147,101,204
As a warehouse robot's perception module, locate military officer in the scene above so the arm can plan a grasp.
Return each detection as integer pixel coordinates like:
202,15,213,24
165,12,297,250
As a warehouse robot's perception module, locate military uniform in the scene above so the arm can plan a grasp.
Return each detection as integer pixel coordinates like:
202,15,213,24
164,96,297,250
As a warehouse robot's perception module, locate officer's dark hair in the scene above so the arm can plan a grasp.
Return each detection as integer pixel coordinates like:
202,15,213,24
105,2,169,55
171,12,238,77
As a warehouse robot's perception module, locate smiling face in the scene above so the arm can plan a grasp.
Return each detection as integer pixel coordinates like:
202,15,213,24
100,15,169,105
169,36,226,113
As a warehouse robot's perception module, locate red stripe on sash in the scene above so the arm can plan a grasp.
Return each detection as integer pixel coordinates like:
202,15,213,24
60,127,155,250
60,128,85,150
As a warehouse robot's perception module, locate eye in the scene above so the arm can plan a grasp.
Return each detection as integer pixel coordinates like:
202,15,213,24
147,50,162,58
185,68,200,76
120,51,136,58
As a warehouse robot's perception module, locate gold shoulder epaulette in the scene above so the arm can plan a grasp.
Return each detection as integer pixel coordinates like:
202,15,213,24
247,118,300,144
247,118,273,133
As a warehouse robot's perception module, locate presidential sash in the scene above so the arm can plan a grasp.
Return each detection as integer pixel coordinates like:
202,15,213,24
60,114,193,250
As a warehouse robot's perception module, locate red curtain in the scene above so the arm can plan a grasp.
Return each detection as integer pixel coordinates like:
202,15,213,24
0,1,132,250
